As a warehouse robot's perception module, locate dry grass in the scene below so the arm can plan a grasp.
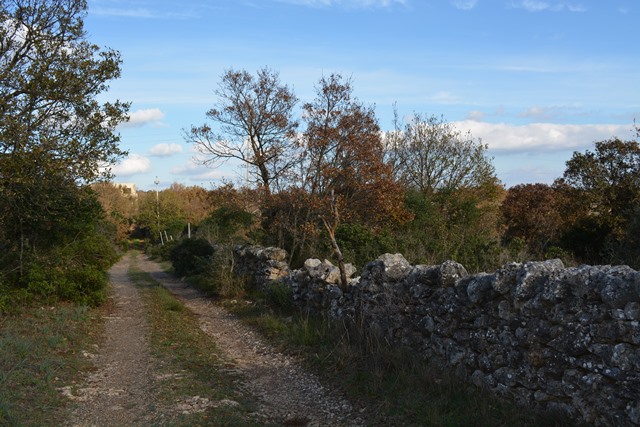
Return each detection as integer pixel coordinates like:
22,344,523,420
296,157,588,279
127,257,270,426
0,303,101,426
229,296,579,427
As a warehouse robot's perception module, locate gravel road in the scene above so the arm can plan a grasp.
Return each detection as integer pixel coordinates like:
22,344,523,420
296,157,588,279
63,253,365,426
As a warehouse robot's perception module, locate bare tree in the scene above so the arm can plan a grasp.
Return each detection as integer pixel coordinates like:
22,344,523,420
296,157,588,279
184,67,299,196
385,113,496,195
285,74,409,274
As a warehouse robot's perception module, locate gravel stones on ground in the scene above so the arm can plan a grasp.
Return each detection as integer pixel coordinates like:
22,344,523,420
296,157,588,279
64,256,166,427
64,253,364,426
137,255,365,426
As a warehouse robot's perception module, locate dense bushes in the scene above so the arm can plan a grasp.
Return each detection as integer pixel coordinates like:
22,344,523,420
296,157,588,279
501,138,640,269
0,230,119,312
169,238,215,277
146,136,638,283
0,184,120,312
160,238,248,298
0,0,128,310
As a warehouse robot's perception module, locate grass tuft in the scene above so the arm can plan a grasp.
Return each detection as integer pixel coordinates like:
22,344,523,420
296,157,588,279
0,304,100,426
127,253,269,426
229,299,579,427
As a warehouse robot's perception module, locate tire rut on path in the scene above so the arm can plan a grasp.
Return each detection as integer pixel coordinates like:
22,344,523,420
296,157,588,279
64,255,164,427
136,254,365,427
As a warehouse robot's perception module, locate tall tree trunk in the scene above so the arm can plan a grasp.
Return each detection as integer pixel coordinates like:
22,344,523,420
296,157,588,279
330,232,348,292
320,190,348,291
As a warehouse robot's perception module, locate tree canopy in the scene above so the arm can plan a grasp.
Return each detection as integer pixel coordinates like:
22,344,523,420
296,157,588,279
299,74,408,229
185,67,299,196
0,0,128,305
500,183,566,258
385,113,496,195
556,137,640,265
0,0,128,181
561,138,640,232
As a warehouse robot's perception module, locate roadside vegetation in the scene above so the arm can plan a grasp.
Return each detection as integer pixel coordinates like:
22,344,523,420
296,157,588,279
0,304,101,426
127,253,266,426
229,297,578,426
148,242,576,426
1,1,638,425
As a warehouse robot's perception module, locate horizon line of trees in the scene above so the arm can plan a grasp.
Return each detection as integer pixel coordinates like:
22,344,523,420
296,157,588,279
1,0,638,311
112,68,639,283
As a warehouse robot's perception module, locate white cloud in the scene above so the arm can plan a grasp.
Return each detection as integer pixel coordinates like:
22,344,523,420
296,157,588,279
500,164,562,186
90,6,199,19
513,1,587,12
566,4,586,12
149,143,183,157
518,106,556,120
278,0,405,8
452,0,478,10
111,154,151,176
520,0,552,11
121,108,166,128
430,91,462,104
171,159,232,181
91,7,155,18
466,110,486,121
455,121,630,153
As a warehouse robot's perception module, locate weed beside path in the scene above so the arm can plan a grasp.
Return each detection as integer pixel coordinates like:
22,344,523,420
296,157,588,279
0,304,98,426
135,254,366,426
63,252,258,426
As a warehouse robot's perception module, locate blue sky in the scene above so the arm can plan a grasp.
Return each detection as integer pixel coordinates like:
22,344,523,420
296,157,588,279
86,0,639,190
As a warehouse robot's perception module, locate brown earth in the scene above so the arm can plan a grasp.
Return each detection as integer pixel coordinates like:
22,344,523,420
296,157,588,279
61,253,365,426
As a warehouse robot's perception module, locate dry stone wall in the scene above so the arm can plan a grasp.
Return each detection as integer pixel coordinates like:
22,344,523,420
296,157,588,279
232,246,640,426
232,245,289,289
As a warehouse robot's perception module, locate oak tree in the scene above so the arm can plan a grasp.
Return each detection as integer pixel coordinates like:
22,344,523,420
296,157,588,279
185,67,299,196
500,183,566,258
561,138,640,234
0,0,128,283
0,0,128,179
276,74,409,284
92,182,138,243
300,74,408,229
385,113,496,195
557,137,640,264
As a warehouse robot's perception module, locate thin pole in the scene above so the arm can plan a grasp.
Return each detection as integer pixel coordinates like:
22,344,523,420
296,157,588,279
154,176,160,242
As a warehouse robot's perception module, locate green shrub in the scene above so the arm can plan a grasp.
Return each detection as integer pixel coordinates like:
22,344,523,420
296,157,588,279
336,223,395,267
263,281,294,313
146,239,178,261
63,266,109,306
169,238,215,277
186,245,249,299
20,258,109,307
196,206,255,244
1,231,117,308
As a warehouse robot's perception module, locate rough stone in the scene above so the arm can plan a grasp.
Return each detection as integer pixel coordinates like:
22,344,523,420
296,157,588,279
439,260,468,287
376,253,412,281
625,302,640,320
466,273,494,304
231,244,640,427
513,259,564,302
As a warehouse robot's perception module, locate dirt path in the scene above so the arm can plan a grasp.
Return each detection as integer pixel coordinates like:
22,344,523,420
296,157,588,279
64,253,364,426
136,255,365,427
62,255,165,426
